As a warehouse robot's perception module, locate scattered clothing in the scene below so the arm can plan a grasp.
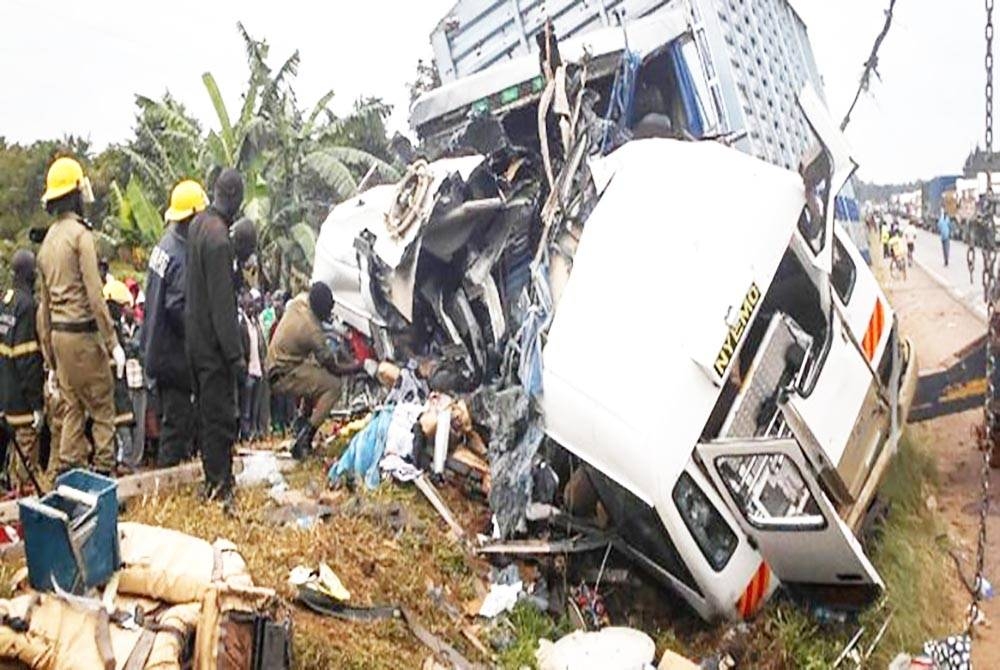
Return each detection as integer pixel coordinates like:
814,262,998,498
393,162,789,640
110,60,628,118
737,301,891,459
328,408,394,489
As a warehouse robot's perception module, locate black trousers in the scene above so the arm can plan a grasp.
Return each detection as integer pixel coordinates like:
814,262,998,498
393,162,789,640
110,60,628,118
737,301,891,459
193,364,238,492
158,384,196,467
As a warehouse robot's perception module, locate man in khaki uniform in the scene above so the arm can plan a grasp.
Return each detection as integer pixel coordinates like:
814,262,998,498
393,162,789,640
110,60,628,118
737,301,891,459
266,283,366,459
36,157,124,476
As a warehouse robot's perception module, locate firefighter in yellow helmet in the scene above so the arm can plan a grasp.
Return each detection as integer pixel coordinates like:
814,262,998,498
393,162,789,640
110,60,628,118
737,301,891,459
141,179,207,467
36,156,123,477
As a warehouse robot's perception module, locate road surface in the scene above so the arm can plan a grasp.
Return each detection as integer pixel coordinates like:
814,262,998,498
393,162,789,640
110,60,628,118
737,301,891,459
887,245,999,666
909,227,988,321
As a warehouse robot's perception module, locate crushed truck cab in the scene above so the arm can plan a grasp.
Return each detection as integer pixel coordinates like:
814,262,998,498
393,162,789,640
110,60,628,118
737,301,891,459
313,59,915,623
540,94,915,620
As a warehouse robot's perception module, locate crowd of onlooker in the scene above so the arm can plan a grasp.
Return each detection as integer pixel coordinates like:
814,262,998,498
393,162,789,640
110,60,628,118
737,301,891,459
2,159,374,513
89,271,298,478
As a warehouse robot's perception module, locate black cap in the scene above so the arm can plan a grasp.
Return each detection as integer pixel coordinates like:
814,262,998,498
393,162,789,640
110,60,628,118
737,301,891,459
11,249,35,283
231,217,257,264
308,282,334,323
213,168,244,223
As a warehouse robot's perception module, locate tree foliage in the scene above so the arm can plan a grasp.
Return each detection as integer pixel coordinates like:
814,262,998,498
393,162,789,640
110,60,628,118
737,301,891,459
0,24,401,289
104,22,401,287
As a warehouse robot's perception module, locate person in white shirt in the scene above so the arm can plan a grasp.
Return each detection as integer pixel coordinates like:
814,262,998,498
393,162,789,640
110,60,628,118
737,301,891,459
904,218,918,267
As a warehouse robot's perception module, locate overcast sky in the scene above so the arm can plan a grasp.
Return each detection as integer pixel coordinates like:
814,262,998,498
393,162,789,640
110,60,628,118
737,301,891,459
0,0,986,184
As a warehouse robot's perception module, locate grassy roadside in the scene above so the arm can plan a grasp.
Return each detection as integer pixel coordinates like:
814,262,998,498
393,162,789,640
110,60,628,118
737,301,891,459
0,435,962,668
487,433,963,669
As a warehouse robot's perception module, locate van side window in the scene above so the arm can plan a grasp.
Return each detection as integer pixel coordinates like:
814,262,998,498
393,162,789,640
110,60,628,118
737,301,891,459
831,237,856,303
672,473,738,571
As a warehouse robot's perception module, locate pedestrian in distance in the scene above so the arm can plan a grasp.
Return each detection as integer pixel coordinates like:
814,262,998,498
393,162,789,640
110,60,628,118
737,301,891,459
142,180,208,467
0,250,45,493
938,210,953,267
36,157,124,477
904,217,917,267
185,169,246,512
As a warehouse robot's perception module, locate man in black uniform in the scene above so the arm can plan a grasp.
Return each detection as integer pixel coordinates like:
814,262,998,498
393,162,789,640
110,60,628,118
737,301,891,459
185,169,245,511
142,180,207,467
0,251,45,492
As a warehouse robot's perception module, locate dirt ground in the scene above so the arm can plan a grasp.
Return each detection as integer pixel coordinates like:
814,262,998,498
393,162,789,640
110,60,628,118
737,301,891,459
883,258,1000,667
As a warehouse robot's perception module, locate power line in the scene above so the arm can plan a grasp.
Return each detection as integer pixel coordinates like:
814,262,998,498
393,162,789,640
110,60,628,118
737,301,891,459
840,0,899,131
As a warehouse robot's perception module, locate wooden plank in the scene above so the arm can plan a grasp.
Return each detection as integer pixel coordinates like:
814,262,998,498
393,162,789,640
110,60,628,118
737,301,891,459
0,453,298,562
413,474,466,541
0,464,195,525
475,534,613,556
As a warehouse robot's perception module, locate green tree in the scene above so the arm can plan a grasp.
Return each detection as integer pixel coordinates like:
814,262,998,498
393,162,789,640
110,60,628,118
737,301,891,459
198,23,400,286
105,22,401,285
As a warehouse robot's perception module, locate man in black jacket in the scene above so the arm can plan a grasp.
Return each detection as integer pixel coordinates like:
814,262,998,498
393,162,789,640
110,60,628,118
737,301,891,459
185,169,246,510
142,180,207,467
0,250,45,492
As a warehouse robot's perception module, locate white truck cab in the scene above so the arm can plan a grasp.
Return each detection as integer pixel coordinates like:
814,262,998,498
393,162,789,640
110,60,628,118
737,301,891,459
314,13,915,618
540,90,916,620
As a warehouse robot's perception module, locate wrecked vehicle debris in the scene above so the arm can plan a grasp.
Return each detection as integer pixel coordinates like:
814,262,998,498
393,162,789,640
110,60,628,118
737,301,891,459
310,10,917,625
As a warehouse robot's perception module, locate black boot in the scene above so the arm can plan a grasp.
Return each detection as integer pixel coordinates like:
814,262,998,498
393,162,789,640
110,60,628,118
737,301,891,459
291,423,317,461
218,485,237,516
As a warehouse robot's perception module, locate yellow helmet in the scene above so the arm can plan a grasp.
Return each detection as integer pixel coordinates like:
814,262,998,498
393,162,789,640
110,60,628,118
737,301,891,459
41,157,85,204
164,179,208,222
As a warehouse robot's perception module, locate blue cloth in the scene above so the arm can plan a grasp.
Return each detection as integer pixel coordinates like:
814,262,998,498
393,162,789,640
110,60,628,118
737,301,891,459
327,408,394,489
511,253,553,398
938,213,952,241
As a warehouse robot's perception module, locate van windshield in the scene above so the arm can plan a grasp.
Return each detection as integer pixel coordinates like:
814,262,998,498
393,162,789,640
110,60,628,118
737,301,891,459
672,472,738,571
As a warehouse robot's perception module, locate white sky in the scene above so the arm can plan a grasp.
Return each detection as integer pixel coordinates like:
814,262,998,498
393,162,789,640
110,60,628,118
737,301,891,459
0,0,987,184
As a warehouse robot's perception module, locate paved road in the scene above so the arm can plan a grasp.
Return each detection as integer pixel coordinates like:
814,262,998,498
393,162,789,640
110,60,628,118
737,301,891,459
908,227,988,321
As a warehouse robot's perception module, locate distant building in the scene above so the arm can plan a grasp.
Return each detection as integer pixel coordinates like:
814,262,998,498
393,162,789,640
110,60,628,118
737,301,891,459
963,147,1000,177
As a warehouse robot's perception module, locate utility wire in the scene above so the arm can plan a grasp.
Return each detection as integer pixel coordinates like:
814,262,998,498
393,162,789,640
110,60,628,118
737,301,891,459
840,0,899,131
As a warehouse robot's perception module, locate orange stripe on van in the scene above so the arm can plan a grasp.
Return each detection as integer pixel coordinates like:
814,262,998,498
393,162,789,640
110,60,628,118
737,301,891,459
736,562,771,619
861,299,885,362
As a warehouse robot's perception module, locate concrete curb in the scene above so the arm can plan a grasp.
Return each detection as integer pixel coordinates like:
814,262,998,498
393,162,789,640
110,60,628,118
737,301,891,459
912,256,988,324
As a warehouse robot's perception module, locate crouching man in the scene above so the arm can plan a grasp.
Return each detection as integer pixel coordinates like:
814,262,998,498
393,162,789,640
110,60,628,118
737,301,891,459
266,283,368,459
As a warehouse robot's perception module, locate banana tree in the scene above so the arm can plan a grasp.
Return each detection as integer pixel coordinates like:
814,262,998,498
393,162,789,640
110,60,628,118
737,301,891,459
200,23,402,286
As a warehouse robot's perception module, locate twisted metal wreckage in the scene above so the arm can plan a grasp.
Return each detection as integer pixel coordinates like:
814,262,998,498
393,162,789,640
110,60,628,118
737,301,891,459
311,23,916,623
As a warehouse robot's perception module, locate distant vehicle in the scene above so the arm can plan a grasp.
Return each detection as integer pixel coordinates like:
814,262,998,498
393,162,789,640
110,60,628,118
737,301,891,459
921,175,960,231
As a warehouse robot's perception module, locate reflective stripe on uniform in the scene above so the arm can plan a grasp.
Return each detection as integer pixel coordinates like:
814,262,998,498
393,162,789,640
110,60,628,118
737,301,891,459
5,412,34,427
0,340,40,358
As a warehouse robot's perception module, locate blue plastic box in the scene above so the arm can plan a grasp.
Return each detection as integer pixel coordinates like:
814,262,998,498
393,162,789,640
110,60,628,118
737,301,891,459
19,470,120,594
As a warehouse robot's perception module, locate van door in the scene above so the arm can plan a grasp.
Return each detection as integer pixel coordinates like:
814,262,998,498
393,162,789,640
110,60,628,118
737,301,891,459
697,438,882,590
